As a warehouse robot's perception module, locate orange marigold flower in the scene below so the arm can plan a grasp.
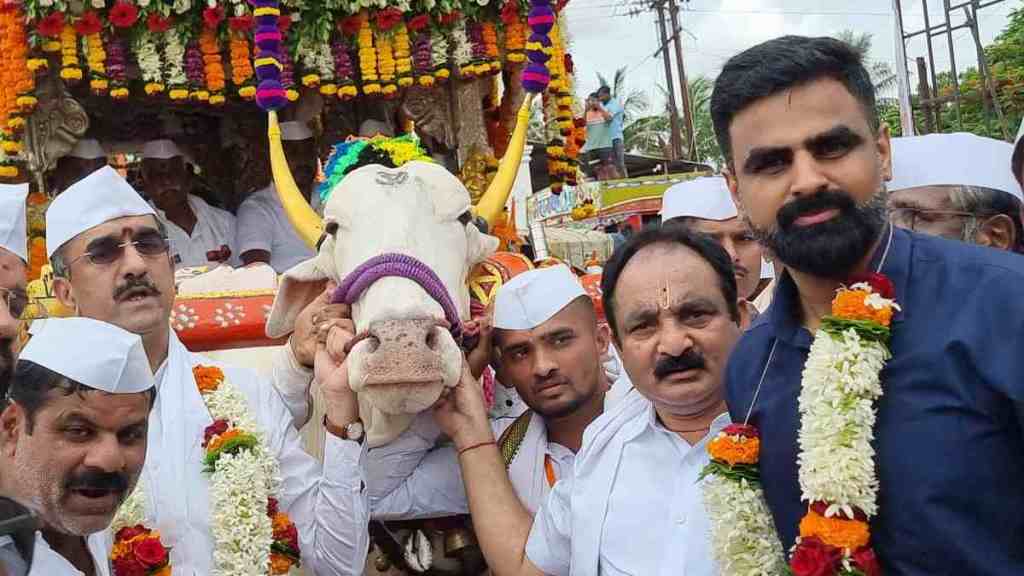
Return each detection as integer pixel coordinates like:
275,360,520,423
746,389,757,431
831,289,893,327
799,508,870,550
272,512,292,531
708,434,760,466
206,428,241,454
193,365,225,394
269,552,294,574
153,566,172,576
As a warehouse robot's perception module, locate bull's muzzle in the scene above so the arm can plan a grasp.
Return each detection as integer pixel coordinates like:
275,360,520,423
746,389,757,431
359,318,448,386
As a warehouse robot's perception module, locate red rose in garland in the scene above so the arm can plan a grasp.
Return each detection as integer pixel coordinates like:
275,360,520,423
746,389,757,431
203,419,230,447
339,15,361,35
790,537,841,576
267,497,280,517
146,12,173,33
115,525,149,542
847,271,895,299
203,6,225,29
375,8,402,31
501,1,519,24
37,12,65,37
407,14,430,32
229,14,253,31
109,2,140,28
74,11,102,36
112,554,147,576
132,537,168,568
853,547,882,576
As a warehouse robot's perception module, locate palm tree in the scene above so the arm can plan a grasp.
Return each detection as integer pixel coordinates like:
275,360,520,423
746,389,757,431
621,76,724,166
836,30,898,94
595,67,649,126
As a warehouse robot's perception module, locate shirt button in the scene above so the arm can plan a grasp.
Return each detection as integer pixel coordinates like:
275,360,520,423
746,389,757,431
676,514,687,524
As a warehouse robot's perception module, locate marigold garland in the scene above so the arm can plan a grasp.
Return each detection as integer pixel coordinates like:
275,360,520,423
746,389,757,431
229,30,255,99
375,28,397,97
80,20,109,95
393,23,413,88
199,28,226,104
59,24,82,83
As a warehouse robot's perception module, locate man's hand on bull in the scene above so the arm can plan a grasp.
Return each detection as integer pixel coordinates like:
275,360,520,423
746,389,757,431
463,309,494,380
290,280,350,368
314,311,361,436
433,360,495,450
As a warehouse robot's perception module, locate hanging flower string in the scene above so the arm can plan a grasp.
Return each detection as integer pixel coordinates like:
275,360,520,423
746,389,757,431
431,25,450,83
75,12,107,95
253,0,286,111
199,26,226,105
332,36,357,101
481,22,500,73
278,17,298,102
59,23,82,83
107,34,130,99
394,22,413,88
451,17,472,78
522,0,553,93
185,41,209,102
502,0,526,63
229,15,256,99
409,16,433,87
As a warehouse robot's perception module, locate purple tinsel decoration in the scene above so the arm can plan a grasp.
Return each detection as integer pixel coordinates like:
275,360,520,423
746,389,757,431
253,0,286,111
526,33,551,64
107,36,128,84
332,38,354,82
280,44,295,90
185,41,205,89
522,62,550,93
527,0,555,36
467,21,487,61
412,31,432,75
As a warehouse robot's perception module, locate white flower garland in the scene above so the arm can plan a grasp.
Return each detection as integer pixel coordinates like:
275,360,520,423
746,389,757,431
703,475,788,576
163,30,188,88
134,30,163,84
451,22,471,67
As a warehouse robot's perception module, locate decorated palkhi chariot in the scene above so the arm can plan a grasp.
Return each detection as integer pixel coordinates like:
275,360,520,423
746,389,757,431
8,0,600,572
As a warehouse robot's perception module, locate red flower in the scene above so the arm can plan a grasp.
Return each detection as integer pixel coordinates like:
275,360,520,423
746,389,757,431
36,12,65,38
132,537,168,568
563,53,574,75
203,419,230,447
267,497,280,517
722,423,760,439
228,14,253,31
146,12,173,33
115,525,149,543
853,547,882,576
109,2,139,28
274,522,299,551
500,1,519,24
846,272,895,299
438,10,461,25
74,11,103,35
407,14,430,31
790,537,842,576
202,6,225,29
278,14,292,33
339,15,361,35
112,554,147,576
375,8,402,30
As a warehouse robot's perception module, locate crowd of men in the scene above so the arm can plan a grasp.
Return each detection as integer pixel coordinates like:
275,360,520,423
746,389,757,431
1,33,1023,575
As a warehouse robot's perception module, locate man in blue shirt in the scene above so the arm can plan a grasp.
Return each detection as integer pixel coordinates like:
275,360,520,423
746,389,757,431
713,35,1024,574
597,85,627,178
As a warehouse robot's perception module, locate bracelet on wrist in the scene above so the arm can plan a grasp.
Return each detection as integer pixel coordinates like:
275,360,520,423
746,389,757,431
458,440,496,457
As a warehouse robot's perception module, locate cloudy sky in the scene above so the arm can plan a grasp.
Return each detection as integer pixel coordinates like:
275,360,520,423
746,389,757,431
563,0,1019,111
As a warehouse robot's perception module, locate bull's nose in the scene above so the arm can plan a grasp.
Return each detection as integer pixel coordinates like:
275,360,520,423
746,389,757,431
366,318,443,356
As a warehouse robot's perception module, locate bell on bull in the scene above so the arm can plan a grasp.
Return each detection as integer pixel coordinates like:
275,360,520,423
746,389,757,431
265,101,532,447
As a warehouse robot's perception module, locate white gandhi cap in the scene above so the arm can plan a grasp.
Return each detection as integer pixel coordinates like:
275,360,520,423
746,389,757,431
45,166,156,258
141,139,183,160
19,317,155,394
890,133,1022,201
493,265,587,330
661,176,737,221
280,121,313,141
0,183,28,262
69,138,107,160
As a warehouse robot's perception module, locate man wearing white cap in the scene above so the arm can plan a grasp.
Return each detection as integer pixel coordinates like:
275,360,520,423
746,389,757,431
0,317,155,576
888,132,1023,253
237,121,317,272
141,139,237,268
661,175,772,318
0,184,28,362
427,226,740,575
43,166,370,574
51,139,108,196
366,266,610,524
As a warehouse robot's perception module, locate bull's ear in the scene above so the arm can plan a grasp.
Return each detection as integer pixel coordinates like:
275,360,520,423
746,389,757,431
465,225,499,265
266,241,337,338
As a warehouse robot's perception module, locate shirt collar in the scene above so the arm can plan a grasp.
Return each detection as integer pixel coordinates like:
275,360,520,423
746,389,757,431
644,401,732,448
763,224,911,347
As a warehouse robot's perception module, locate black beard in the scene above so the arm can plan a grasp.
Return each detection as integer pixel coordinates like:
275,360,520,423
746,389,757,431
750,189,888,279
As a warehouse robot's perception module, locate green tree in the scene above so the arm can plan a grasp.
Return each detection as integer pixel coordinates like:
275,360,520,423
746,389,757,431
621,76,723,167
835,30,898,94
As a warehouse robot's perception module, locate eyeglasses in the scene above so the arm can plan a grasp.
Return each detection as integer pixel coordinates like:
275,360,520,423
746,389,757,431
0,288,27,319
888,207,976,231
68,231,170,267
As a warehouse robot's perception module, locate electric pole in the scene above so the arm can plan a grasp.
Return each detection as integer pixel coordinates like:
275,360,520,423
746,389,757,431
654,1,683,160
667,0,695,159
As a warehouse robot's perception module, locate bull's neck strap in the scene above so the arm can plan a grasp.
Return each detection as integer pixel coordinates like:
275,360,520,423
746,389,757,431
332,253,463,340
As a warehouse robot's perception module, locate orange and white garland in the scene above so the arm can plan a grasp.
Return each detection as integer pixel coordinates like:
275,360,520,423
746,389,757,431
112,365,301,576
702,273,895,576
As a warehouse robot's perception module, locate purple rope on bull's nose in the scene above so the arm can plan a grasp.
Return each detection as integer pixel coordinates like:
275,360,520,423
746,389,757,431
332,253,463,341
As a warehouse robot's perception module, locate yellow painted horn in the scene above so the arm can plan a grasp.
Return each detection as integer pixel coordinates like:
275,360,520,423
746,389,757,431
474,95,535,226
268,110,323,249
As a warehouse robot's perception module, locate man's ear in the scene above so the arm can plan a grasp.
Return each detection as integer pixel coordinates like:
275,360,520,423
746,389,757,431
876,123,893,182
53,277,75,311
975,213,1017,252
725,169,743,215
0,402,24,458
596,322,611,353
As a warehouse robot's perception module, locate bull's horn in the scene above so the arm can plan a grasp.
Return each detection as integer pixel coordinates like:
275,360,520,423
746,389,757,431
268,111,324,249
474,95,535,227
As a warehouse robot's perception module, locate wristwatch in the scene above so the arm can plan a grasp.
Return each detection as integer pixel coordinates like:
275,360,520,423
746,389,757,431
324,415,364,443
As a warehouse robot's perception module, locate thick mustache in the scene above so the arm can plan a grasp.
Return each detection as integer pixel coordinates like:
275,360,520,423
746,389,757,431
653,350,706,379
65,469,128,494
114,278,161,301
533,375,569,392
777,190,856,230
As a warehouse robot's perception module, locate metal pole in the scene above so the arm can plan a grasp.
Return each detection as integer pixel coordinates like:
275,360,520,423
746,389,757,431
921,0,943,131
964,3,1011,139
654,2,683,160
941,0,963,129
892,0,916,135
916,57,937,134
667,0,695,159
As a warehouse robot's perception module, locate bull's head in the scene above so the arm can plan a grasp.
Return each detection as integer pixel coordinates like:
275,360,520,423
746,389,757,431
265,101,531,446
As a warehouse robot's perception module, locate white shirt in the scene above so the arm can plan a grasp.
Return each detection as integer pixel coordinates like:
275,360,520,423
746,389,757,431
153,194,238,269
135,329,368,575
236,185,315,273
525,390,728,576
367,410,573,520
0,532,111,576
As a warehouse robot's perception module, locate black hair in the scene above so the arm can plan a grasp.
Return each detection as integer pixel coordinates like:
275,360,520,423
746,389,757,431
597,85,611,95
600,226,739,342
6,360,155,433
51,218,169,279
1012,140,1023,189
711,35,879,166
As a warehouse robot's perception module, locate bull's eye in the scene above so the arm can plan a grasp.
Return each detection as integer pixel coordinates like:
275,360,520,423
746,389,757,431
457,211,472,226
325,221,340,236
